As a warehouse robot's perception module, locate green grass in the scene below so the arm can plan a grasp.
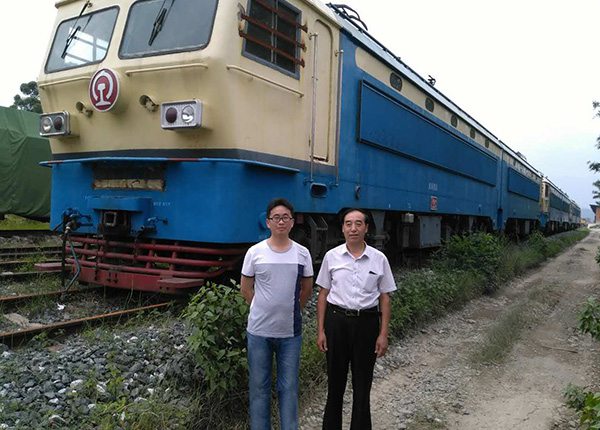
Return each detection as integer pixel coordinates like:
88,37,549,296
0,274,62,296
470,283,560,365
0,214,49,230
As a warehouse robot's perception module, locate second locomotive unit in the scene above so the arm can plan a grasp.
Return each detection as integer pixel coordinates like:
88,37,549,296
38,0,579,293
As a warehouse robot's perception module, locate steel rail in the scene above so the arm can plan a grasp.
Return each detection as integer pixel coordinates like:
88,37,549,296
0,246,64,258
0,230,54,238
0,259,60,270
0,271,61,280
0,301,174,346
0,287,101,307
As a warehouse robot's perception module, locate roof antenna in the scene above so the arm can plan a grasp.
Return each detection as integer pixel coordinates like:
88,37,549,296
327,4,368,31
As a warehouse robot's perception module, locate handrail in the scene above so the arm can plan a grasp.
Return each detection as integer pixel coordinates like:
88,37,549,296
309,32,319,182
334,48,344,186
38,75,92,89
40,157,300,174
39,63,209,88
226,65,304,97
125,63,208,76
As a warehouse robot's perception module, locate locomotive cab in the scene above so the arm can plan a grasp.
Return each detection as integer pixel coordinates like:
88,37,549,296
38,0,341,292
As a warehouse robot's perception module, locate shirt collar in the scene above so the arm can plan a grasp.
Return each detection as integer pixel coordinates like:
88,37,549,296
342,242,370,260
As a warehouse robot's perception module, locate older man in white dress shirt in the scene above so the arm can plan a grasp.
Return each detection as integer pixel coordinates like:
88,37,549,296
316,208,396,430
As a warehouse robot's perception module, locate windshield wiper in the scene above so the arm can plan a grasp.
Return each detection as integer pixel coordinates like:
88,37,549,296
61,25,81,59
148,0,176,46
60,0,92,59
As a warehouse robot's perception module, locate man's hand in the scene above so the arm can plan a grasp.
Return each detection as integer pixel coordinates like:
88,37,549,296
375,334,388,358
317,330,328,352
316,288,329,353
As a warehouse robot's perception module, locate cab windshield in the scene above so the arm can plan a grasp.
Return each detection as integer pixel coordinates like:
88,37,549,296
120,0,218,58
46,7,119,73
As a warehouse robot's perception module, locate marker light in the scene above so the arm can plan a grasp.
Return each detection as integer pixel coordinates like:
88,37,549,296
160,100,202,130
39,112,72,137
53,116,64,131
165,107,178,124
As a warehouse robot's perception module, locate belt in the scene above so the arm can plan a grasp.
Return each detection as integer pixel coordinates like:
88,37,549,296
328,303,380,317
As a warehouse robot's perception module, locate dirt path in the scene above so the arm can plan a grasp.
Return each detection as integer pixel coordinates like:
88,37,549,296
300,230,600,429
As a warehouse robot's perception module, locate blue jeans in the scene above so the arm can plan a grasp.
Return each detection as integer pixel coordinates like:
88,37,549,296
247,332,302,430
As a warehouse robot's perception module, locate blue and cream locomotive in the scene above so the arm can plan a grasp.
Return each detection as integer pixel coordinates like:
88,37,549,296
38,0,579,292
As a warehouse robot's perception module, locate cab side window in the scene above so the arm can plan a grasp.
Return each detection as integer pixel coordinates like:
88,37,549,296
240,0,305,77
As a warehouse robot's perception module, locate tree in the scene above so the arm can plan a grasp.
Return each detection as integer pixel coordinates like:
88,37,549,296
10,81,42,113
593,180,600,204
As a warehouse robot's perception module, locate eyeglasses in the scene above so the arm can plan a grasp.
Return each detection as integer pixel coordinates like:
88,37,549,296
268,215,293,223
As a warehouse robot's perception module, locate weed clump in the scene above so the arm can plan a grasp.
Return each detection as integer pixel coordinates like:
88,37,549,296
183,283,249,397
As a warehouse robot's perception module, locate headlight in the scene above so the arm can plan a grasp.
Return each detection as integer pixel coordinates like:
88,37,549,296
181,105,195,124
39,112,72,137
41,117,53,134
160,100,202,130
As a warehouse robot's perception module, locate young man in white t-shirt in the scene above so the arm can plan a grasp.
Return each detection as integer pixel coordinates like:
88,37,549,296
241,198,314,430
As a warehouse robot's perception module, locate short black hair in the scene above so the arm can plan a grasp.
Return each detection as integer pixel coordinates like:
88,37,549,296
267,198,295,218
341,208,369,224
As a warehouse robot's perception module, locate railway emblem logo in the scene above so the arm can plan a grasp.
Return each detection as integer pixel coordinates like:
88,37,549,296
89,68,120,112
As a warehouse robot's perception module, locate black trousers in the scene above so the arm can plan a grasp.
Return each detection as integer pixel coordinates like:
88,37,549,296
322,305,380,430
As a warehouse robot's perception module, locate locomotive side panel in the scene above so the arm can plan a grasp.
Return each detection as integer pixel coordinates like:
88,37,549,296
332,34,499,229
500,166,541,234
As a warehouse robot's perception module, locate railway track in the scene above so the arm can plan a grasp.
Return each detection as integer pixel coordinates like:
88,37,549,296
0,288,176,347
0,229,55,238
0,244,66,280
0,287,99,308
0,244,63,259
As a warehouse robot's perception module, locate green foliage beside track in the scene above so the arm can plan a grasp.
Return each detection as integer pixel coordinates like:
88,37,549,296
565,295,600,430
0,214,49,230
563,240,600,430
183,283,250,429
180,229,588,429
183,283,249,397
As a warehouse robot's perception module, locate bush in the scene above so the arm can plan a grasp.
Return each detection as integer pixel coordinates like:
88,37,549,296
579,298,600,342
183,283,249,398
564,383,600,429
389,268,484,336
565,383,588,411
434,232,503,287
526,230,555,258
389,229,587,339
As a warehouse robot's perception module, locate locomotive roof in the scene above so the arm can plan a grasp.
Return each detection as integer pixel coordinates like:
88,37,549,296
303,0,340,24
327,4,544,179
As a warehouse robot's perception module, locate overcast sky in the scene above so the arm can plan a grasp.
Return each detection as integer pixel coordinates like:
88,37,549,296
340,0,600,217
1,0,598,217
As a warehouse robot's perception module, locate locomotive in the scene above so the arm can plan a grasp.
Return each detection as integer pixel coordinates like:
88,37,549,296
38,0,580,293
